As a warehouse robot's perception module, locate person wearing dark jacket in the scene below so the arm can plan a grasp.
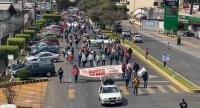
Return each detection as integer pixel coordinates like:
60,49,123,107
179,99,188,108
128,48,132,58
133,62,140,75
142,71,149,88
58,67,64,83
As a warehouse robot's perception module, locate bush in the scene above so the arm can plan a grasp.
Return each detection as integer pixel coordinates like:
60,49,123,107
7,38,26,49
43,14,62,24
15,34,30,42
17,69,30,80
36,19,47,25
0,75,11,83
24,30,35,39
29,26,40,33
36,22,44,29
0,45,19,60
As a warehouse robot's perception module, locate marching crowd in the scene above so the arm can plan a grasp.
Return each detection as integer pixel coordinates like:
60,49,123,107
57,9,151,96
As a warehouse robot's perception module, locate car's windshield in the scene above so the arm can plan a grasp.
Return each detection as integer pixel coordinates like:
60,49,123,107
102,87,119,93
35,53,42,57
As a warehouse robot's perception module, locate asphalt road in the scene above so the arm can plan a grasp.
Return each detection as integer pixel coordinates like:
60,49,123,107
40,27,200,108
120,20,200,86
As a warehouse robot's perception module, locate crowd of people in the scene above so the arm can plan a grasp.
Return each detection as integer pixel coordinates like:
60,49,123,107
58,9,150,96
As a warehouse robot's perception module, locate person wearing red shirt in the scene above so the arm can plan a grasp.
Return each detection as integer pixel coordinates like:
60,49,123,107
71,65,79,83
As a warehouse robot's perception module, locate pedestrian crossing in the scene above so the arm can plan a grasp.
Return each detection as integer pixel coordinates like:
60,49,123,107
67,84,182,100
119,85,182,96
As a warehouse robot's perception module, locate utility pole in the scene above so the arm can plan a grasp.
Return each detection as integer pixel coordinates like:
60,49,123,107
21,0,24,32
45,0,47,13
34,0,37,25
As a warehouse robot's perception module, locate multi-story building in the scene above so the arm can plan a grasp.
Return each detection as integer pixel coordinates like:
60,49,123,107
127,0,163,14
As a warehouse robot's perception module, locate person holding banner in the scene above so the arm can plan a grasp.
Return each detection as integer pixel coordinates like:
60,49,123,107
71,65,79,83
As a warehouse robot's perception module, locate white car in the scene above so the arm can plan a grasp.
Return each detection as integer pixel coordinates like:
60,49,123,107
99,85,123,105
26,52,59,63
133,34,143,43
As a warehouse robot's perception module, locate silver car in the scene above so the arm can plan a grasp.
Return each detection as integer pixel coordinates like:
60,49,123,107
133,34,143,43
26,52,60,63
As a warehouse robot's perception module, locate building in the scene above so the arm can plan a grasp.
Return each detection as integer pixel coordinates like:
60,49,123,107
127,0,163,14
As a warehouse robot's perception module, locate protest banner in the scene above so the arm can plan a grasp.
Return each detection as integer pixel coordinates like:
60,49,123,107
79,65,122,77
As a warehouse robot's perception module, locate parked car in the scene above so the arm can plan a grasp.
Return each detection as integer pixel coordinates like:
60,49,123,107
30,38,59,46
31,45,59,55
133,34,143,43
27,52,60,63
12,61,56,77
183,31,195,37
99,84,122,105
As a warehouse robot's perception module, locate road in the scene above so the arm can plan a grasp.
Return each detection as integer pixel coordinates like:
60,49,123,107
40,26,200,108
121,20,200,86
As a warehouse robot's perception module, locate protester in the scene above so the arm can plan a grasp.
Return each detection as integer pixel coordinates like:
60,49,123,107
78,51,82,66
132,76,140,96
179,99,188,108
162,53,169,67
122,64,127,79
142,71,148,88
58,67,64,83
101,52,106,66
120,49,124,62
96,53,100,66
109,54,114,65
124,71,130,88
133,62,140,75
71,65,79,83
145,48,149,59
88,52,94,67
81,53,87,67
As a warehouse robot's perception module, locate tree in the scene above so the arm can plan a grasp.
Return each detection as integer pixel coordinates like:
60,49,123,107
56,0,75,10
79,0,128,26
2,83,19,104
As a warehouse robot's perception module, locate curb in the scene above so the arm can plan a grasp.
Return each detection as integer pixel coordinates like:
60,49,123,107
123,43,191,92
0,78,48,88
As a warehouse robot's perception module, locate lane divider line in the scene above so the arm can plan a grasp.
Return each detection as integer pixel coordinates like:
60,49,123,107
68,88,76,99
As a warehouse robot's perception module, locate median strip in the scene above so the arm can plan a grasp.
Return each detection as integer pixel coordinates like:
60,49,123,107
102,29,200,93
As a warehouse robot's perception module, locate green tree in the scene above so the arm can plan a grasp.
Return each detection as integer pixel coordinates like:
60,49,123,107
79,0,128,26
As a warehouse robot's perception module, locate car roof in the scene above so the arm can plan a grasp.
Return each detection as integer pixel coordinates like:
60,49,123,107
38,52,53,54
102,85,118,88
135,35,141,37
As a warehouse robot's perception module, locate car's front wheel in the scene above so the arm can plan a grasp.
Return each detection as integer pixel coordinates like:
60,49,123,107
46,72,52,77
52,58,57,63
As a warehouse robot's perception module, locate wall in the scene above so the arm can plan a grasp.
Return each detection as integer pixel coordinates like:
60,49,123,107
127,0,163,14
142,20,164,31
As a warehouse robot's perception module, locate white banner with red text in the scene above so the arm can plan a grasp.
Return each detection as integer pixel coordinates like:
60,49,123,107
79,65,122,77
